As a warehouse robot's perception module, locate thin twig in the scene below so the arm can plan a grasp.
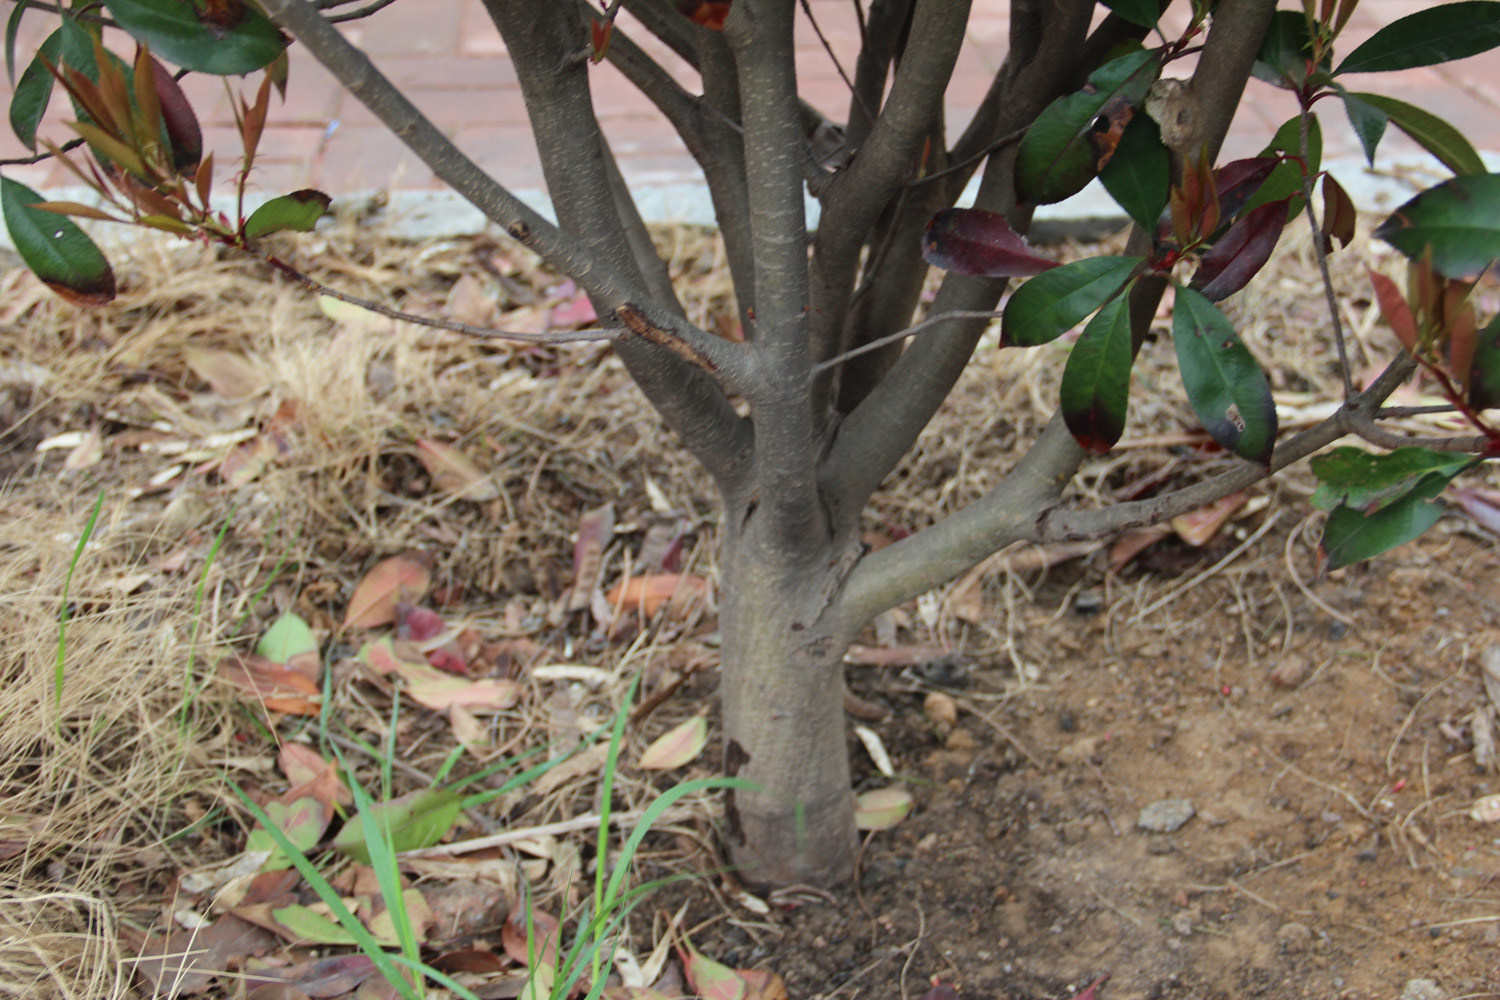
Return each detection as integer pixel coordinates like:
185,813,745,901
1131,510,1284,622
798,0,875,126
910,127,1027,188
0,136,87,168
253,250,623,345
399,808,688,857
1283,515,1355,627
1298,107,1354,398
811,309,1006,374
322,0,401,22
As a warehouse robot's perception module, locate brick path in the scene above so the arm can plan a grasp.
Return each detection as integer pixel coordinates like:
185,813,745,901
1,2,1498,216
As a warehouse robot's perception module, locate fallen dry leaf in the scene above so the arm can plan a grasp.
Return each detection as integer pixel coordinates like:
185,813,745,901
606,573,710,618
183,346,267,398
568,504,615,612
854,786,913,830
133,914,278,995
502,905,562,969
417,438,500,501
344,554,433,629
360,637,519,712
1171,490,1249,546
218,653,321,716
637,715,708,770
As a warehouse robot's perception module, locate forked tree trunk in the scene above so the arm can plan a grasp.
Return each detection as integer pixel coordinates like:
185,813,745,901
716,527,860,886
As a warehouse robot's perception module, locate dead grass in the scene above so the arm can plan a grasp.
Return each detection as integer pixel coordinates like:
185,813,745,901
0,211,1495,998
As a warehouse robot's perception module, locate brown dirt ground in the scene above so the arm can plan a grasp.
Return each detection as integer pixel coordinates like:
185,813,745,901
2,219,1499,1000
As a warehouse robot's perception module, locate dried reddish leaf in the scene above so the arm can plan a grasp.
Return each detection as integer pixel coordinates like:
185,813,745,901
567,504,615,612
217,653,320,715
1321,173,1356,251
133,915,277,995
183,346,266,398
359,636,518,712
396,601,447,642
1087,96,1135,171
740,969,789,1000
1108,525,1173,571
431,949,510,974
1170,490,1250,546
679,0,731,30
679,939,747,1000
606,573,711,618
344,554,433,629
636,715,709,770
502,906,561,969
1368,268,1420,353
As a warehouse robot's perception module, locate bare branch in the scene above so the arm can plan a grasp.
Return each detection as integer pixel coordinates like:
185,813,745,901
845,0,913,148
810,309,1005,375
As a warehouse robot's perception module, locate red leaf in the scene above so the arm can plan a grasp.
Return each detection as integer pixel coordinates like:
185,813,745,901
1191,197,1289,301
150,55,202,171
590,19,613,62
1320,173,1356,251
1213,157,1278,219
396,602,446,642
922,208,1058,278
678,0,731,29
1368,268,1419,353
1067,974,1110,1000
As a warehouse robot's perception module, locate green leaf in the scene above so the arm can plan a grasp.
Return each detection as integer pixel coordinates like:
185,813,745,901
1172,286,1278,465
1470,314,1500,410
1346,92,1484,176
1310,446,1475,510
244,796,330,871
1321,470,1458,569
1015,49,1160,205
242,189,333,240
1248,115,1322,218
271,903,361,946
1336,0,1500,75
1374,173,1500,280
101,0,288,76
332,787,461,863
1339,90,1388,167
1001,255,1142,347
1,177,116,306
1254,10,1327,89
1059,295,1134,454
5,0,30,87
1099,113,1170,232
9,28,60,151
1099,0,1159,28
255,612,318,665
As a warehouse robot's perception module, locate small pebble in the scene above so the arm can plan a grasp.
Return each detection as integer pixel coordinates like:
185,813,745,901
1137,798,1195,833
1400,979,1447,1000
1269,659,1307,687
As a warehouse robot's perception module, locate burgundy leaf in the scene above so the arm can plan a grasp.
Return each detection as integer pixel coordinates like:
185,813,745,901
1321,173,1356,251
151,56,202,172
922,208,1058,278
1191,197,1290,301
1213,157,1279,219
1367,268,1420,353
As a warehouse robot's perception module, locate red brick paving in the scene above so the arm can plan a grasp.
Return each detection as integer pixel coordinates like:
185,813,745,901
0,1,1497,204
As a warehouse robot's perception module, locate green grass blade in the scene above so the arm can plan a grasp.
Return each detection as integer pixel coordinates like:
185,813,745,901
56,489,104,711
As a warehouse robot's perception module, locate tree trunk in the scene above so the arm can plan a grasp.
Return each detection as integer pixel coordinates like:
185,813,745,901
716,525,859,887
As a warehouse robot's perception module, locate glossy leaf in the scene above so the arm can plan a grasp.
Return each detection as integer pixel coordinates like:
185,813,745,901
1321,471,1457,569
1310,446,1473,510
1015,49,1159,205
331,787,462,863
4,0,27,86
1001,255,1141,347
1,177,116,306
1212,157,1280,222
1253,10,1324,89
1375,173,1500,280
1059,295,1134,454
1172,287,1278,465
1191,197,1290,301
921,208,1058,277
590,18,613,62
1321,174,1357,251
1347,92,1484,176
9,28,60,151
1470,314,1500,409
1099,0,1158,27
1246,116,1322,219
1098,113,1170,232
150,54,202,171
242,189,332,240
101,0,288,75
1340,91,1388,166
1336,1,1500,75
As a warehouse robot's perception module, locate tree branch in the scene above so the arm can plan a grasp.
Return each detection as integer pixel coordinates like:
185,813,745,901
844,0,913,149
261,0,754,488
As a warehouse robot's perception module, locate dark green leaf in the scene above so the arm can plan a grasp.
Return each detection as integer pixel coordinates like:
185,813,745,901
1015,50,1160,205
921,207,1058,278
242,189,333,240
1470,314,1500,409
1100,0,1159,28
5,0,30,87
1375,173,1500,280
1172,286,1278,465
1060,295,1134,454
8,28,60,151
1247,115,1322,218
331,787,461,863
1321,470,1458,569
1001,255,1142,347
1340,90,1388,167
1347,92,1485,175
101,0,288,75
1099,113,1170,232
1253,10,1327,89
1,176,115,305
1336,1,1500,75
1310,445,1474,510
